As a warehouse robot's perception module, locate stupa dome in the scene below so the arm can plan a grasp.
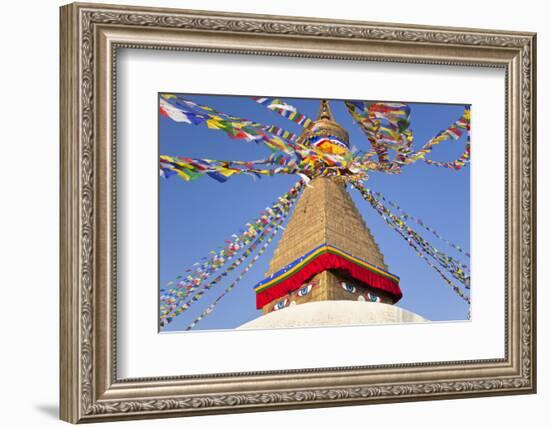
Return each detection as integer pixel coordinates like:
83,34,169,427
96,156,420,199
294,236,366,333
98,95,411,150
239,300,427,329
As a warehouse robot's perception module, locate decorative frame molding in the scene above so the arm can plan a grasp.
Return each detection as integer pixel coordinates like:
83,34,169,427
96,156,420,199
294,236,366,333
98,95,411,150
60,2,536,423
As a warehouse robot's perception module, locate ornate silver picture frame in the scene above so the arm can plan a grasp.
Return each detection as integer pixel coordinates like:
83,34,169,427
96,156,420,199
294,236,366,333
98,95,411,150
60,2,536,423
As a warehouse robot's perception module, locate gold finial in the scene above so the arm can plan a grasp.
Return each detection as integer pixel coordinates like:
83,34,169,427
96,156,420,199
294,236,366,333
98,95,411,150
317,99,334,121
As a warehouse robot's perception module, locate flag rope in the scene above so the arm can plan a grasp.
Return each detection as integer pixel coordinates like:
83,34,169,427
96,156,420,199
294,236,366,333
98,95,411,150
159,181,304,329
352,181,470,303
370,190,470,262
184,214,287,330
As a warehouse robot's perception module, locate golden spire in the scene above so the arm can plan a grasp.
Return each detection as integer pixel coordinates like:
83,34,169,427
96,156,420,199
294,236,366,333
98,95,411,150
256,100,399,315
317,99,334,121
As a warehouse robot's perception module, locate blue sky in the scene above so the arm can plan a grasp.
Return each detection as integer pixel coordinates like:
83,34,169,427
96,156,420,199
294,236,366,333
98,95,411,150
159,94,470,332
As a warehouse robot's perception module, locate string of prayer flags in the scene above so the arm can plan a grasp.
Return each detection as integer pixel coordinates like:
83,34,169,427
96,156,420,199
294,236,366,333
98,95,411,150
184,216,286,331
160,155,271,183
160,145,365,184
160,94,299,153
252,97,315,129
389,220,471,304
159,98,206,125
347,101,412,132
161,95,470,182
346,101,471,173
162,93,262,127
160,211,287,328
352,181,470,302
345,100,413,166
371,189,471,259
406,106,471,167
262,124,299,142
160,213,286,328
367,184,470,286
160,179,303,295
159,181,304,329
423,144,471,170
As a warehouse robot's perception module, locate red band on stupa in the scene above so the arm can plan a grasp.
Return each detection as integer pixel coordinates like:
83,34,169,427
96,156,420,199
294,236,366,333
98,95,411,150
254,244,401,309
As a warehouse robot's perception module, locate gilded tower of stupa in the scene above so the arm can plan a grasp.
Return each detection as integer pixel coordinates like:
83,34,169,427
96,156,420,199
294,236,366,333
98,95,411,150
240,101,425,329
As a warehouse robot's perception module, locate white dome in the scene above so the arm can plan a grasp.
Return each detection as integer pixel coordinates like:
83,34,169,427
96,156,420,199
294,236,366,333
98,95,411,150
238,300,427,330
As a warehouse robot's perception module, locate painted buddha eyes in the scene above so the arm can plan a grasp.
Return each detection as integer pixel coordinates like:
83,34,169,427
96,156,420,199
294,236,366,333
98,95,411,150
341,282,357,293
366,292,381,302
297,283,313,297
341,282,382,302
272,283,315,312
273,298,289,311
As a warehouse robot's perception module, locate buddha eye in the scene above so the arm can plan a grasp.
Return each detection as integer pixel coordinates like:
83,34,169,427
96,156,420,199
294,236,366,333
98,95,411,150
297,283,313,297
273,299,289,311
341,282,356,293
367,292,381,302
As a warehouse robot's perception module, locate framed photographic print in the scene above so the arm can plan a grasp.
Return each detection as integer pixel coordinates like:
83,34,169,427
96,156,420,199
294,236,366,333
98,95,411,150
157,93,469,334
60,2,537,423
